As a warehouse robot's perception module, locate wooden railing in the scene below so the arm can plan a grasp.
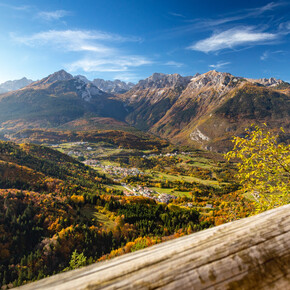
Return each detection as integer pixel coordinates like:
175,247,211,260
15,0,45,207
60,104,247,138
19,204,290,289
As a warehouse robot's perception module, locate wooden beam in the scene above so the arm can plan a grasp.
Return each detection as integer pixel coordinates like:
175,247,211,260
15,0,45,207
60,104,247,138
19,204,290,289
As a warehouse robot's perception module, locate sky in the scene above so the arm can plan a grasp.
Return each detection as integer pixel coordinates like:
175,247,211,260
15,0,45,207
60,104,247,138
0,0,289,83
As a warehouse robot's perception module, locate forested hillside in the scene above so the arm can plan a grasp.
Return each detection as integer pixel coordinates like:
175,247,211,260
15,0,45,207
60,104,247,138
0,140,254,288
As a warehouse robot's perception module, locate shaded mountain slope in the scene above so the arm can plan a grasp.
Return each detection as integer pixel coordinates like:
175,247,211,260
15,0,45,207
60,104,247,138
120,73,193,130
121,71,289,151
0,70,127,132
0,69,288,151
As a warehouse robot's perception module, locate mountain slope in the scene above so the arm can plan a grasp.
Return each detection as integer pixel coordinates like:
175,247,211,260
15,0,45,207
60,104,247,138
121,71,289,151
0,77,33,94
0,69,288,151
120,73,193,130
0,70,127,133
92,78,134,94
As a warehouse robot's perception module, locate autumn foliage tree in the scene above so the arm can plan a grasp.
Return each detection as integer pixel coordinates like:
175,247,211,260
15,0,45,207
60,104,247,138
225,125,289,212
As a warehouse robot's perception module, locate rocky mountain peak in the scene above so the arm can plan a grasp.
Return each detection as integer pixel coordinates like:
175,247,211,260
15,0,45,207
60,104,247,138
92,78,135,94
188,70,239,90
248,77,283,87
30,69,73,87
136,73,192,89
46,70,73,82
74,75,90,84
0,77,34,93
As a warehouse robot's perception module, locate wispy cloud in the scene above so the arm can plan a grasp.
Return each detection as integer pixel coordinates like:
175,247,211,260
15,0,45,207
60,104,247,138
279,21,290,34
209,61,231,69
252,2,285,14
260,49,288,61
0,2,30,11
191,2,287,29
67,56,152,73
164,61,184,67
12,29,150,73
37,10,71,21
168,12,185,18
189,27,277,53
260,51,269,60
160,2,287,41
11,30,136,53
12,30,141,50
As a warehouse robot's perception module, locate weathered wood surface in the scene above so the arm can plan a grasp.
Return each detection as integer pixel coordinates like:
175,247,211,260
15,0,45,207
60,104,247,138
19,204,290,290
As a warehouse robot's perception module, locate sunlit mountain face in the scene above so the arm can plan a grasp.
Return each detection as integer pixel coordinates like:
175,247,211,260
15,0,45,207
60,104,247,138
0,69,289,152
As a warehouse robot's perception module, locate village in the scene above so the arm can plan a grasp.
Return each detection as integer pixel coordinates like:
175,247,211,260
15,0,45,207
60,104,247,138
122,184,177,204
142,151,191,159
82,159,177,204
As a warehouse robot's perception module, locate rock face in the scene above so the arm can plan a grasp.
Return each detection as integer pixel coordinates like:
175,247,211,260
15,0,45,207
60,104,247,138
119,73,193,130
121,70,289,151
0,69,289,151
247,77,283,87
92,78,134,94
18,204,290,290
136,73,192,90
29,70,74,88
0,77,33,93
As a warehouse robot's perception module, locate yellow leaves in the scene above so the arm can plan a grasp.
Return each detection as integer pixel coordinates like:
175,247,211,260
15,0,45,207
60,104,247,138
70,194,84,204
58,225,73,239
226,125,290,213
48,218,62,233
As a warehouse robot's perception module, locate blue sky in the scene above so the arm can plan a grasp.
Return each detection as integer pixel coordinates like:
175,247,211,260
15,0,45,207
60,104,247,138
0,0,289,83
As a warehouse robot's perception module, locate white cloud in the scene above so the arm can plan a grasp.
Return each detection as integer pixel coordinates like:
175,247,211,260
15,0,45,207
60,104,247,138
260,51,269,61
12,30,140,52
189,27,277,53
37,10,71,21
279,21,290,34
254,2,284,14
0,3,30,11
209,61,231,69
67,56,152,73
196,2,287,28
260,49,288,61
12,29,150,73
12,30,119,51
164,61,184,67
168,12,185,18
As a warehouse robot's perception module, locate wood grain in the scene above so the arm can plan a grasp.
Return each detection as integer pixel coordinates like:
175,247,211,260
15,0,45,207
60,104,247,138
18,204,290,290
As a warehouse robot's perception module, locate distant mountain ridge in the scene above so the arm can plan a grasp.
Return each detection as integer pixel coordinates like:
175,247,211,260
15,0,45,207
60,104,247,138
0,69,289,151
1,72,135,95
92,78,135,94
0,77,34,93
0,70,128,133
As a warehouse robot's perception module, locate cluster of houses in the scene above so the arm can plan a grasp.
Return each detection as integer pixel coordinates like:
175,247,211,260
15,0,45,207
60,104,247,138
67,146,93,157
142,151,191,159
83,159,100,166
123,184,176,204
68,150,84,157
100,165,144,178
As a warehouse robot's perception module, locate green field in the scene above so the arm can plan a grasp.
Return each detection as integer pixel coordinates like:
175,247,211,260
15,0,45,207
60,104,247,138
93,212,116,230
146,170,220,187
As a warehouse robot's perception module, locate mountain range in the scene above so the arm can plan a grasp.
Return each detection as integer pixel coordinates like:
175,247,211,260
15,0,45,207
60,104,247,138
0,77,33,94
0,69,289,152
0,73,134,94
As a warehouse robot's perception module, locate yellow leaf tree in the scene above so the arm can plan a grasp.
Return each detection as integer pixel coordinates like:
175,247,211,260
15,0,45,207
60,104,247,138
225,125,289,213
